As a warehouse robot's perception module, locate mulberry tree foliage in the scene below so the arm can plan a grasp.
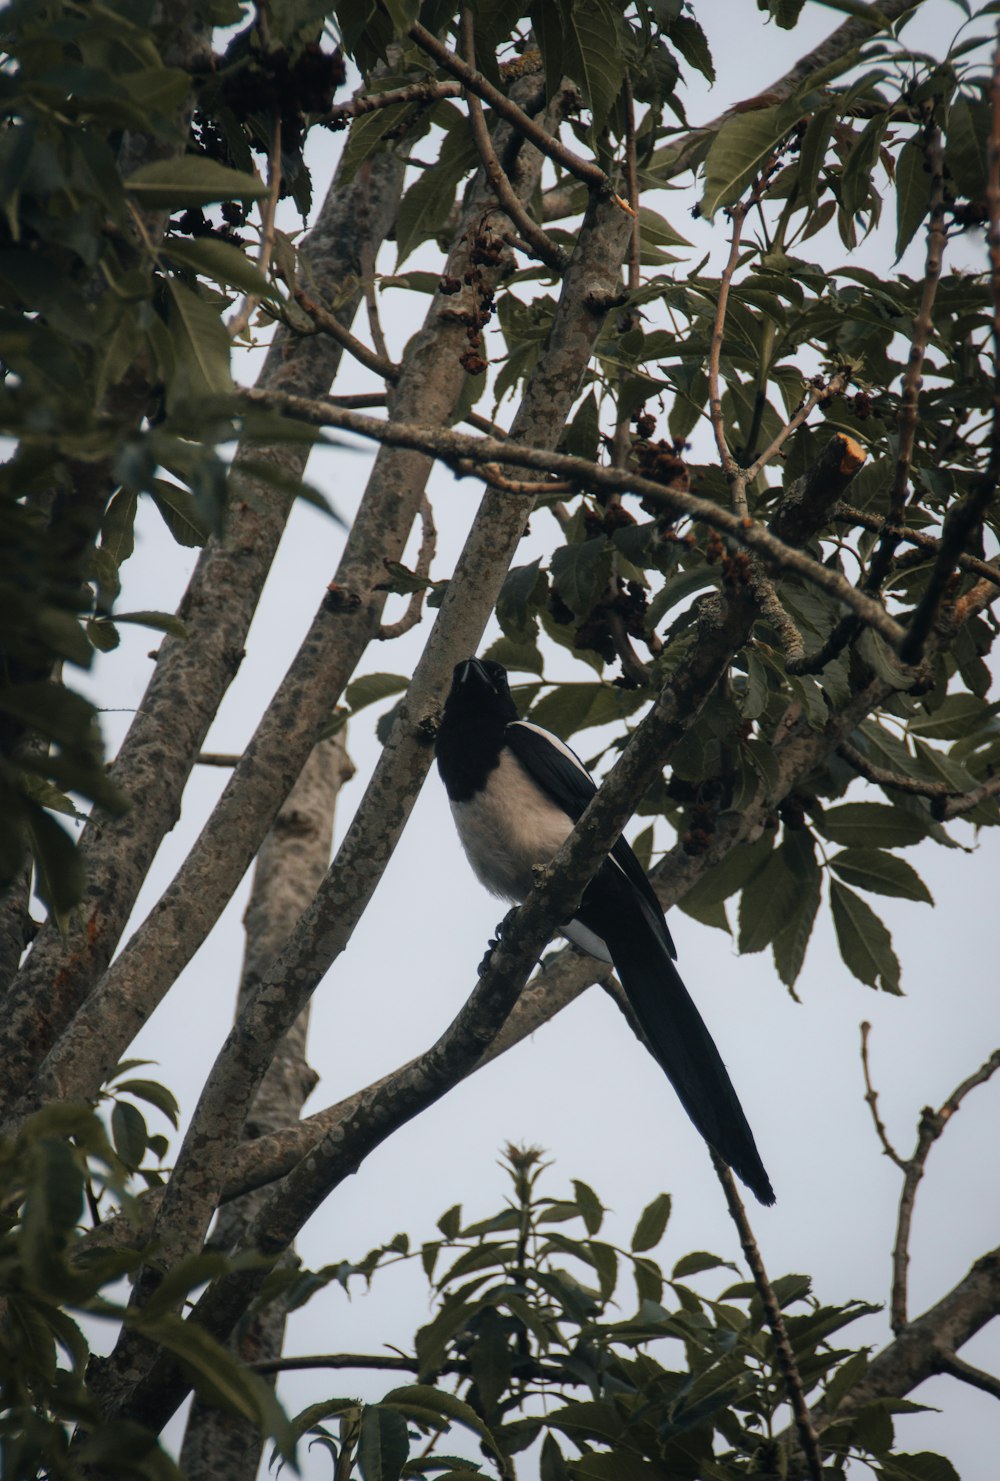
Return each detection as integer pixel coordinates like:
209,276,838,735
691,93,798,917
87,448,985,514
0,0,998,1476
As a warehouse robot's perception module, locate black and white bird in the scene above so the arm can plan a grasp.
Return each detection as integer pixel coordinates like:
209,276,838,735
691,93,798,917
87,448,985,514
436,656,774,1206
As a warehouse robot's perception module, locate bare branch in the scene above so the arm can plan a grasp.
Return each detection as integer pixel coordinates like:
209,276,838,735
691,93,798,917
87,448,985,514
228,113,282,342
707,205,747,500
834,504,1000,589
712,1155,823,1481
935,1350,1000,1402
377,496,438,640
239,394,914,654
293,286,401,383
327,79,461,121
893,1048,1000,1333
458,10,567,272
859,1022,907,1171
409,22,617,198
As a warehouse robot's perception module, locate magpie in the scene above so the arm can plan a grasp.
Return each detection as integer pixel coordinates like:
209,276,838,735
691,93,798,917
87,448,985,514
435,656,775,1206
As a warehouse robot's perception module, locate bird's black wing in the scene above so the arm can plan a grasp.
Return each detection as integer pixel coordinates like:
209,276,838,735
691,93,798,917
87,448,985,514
505,720,676,958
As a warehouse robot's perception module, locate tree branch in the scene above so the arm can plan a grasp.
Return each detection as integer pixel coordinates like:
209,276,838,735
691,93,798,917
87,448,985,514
712,1156,822,1481
377,496,437,640
293,286,401,383
892,1047,1000,1334
458,10,567,272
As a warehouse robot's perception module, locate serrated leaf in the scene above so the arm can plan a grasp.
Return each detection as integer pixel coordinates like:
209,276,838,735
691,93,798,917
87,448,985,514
560,0,626,133
150,481,209,547
165,234,275,299
126,156,268,207
668,14,714,82
829,848,933,903
572,1180,604,1235
550,537,613,618
496,560,546,637
894,138,929,261
771,846,821,990
671,1250,733,1278
631,1192,671,1252
830,879,901,992
700,103,799,218
358,1404,409,1481
381,1385,501,1457
164,279,233,409
395,130,479,265
820,803,927,849
738,844,800,955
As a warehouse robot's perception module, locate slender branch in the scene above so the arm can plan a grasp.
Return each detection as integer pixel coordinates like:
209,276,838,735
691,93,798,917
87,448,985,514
293,287,401,383
835,505,1000,589
892,1047,1000,1333
839,740,956,799
360,237,391,375
624,78,640,294
940,772,1000,819
196,752,242,767
935,1350,1000,1401
712,1155,823,1481
707,205,747,501
409,22,615,197
859,1022,907,1171
459,10,567,271
743,375,847,486
255,1353,420,1374
326,79,461,122
241,393,915,652
377,496,438,640
228,113,282,341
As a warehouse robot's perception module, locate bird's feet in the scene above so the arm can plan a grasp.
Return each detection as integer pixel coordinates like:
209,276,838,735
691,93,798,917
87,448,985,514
477,908,519,977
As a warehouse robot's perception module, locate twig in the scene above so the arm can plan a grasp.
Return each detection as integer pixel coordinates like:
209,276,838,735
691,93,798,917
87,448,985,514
360,237,391,376
935,1350,1000,1401
409,21,616,198
842,739,1000,822
255,1353,420,1375
940,773,1000,820
196,752,242,767
325,79,462,123
711,1154,824,1481
378,496,437,640
891,1047,1000,1333
743,374,848,486
624,78,640,295
834,505,1000,589
228,114,282,341
707,204,748,503
458,10,567,272
293,288,401,383
859,1022,907,1170
241,390,921,655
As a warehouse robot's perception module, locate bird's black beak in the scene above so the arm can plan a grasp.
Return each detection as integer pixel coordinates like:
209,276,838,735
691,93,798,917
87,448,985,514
455,657,489,688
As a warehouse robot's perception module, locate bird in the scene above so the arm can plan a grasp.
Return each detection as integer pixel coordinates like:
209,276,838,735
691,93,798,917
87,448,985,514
435,656,775,1206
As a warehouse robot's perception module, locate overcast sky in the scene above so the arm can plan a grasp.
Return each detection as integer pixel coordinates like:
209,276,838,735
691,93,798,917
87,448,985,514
74,2,1000,1474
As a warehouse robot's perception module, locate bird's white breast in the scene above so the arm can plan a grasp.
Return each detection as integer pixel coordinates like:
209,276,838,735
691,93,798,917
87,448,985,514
450,750,572,902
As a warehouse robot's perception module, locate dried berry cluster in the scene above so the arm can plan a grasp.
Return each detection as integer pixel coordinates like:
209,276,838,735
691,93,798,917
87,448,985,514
218,43,346,152
441,220,505,376
172,202,247,247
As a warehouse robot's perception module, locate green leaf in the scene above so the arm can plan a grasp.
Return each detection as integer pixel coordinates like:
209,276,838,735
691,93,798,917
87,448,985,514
125,157,268,208
345,672,409,713
572,1179,604,1235
819,803,928,849
559,0,626,133
114,611,188,638
111,1099,148,1170
894,138,929,261
101,487,138,569
631,1192,671,1252
164,279,233,408
150,481,209,547
114,1079,180,1128
358,1404,409,1481
946,95,988,199
738,843,800,955
829,879,901,992
164,235,275,299
527,682,646,741
381,1385,501,1458
829,848,933,903
550,537,613,618
395,129,479,265
671,1250,733,1278
700,103,799,218
771,838,821,990
25,806,85,918
496,560,546,637
668,15,714,82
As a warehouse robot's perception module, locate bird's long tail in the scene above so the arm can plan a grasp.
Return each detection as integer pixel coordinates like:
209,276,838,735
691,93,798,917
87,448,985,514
582,872,774,1205
612,939,774,1204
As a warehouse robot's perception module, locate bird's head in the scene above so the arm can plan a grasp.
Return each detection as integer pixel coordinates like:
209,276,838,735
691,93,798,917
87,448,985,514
443,657,518,726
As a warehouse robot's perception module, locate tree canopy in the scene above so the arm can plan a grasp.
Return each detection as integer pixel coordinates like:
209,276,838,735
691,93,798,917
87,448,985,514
1,0,999,1477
